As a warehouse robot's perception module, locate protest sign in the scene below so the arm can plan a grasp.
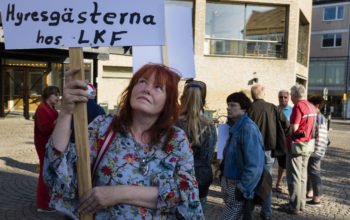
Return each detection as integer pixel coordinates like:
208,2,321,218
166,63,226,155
0,0,164,49
133,46,163,73
165,5,195,79
217,123,230,159
133,4,195,78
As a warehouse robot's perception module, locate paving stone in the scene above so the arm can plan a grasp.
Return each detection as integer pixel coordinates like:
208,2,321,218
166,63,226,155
0,118,349,220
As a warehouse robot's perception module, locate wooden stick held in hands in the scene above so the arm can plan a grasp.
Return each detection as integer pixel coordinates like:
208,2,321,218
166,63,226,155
69,48,93,220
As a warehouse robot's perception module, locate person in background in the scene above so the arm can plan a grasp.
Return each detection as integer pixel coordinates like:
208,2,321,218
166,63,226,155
306,96,329,207
285,84,316,215
176,80,217,211
33,85,60,212
43,64,203,219
275,90,293,193
184,79,207,113
248,84,290,220
70,83,105,143
220,92,265,220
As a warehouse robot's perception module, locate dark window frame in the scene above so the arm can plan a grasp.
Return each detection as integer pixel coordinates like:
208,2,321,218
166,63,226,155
322,33,342,48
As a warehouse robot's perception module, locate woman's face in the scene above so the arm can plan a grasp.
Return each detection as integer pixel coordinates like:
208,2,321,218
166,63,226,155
47,93,60,106
227,101,245,121
130,74,167,117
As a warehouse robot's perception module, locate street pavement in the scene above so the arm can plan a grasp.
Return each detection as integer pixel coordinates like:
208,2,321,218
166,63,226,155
0,117,349,220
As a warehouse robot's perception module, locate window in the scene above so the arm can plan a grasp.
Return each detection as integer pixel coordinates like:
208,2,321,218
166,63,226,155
309,62,325,85
325,61,345,85
205,2,287,58
322,34,342,48
324,6,344,21
309,60,345,86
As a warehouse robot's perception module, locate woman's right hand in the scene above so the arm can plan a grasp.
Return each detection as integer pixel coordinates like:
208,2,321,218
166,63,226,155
61,67,89,115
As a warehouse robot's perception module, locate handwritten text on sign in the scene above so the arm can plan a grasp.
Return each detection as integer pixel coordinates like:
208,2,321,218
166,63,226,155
0,0,164,49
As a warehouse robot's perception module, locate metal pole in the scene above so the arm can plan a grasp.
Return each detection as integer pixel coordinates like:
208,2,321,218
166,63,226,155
0,58,4,118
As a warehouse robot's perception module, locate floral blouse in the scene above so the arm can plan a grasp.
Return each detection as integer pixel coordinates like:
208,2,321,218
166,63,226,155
43,115,203,220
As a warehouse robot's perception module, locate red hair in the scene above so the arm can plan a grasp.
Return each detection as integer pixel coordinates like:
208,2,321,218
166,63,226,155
110,63,181,145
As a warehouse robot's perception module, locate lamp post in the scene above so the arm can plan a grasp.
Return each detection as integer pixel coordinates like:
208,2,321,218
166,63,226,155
323,87,328,115
343,92,347,119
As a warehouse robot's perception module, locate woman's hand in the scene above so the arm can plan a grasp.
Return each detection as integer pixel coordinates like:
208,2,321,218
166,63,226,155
78,185,158,214
61,67,89,115
78,186,118,214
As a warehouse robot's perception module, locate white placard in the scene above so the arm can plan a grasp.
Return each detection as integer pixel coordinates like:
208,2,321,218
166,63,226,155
217,123,230,159
165,5,195,79
0,0,164,49
132,46,163,73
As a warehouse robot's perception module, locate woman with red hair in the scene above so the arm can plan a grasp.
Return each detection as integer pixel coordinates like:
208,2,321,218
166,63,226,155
43,64,203,219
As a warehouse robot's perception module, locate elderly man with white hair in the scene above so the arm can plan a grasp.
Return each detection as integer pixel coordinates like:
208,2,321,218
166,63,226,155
285,84,316,215
248,84,291,220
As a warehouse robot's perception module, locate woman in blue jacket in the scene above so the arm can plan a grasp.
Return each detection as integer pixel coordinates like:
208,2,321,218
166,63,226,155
220,92,265,220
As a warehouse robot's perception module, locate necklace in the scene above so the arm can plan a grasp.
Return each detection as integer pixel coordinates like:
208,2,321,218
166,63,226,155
134,141,157,176
129,129,156,176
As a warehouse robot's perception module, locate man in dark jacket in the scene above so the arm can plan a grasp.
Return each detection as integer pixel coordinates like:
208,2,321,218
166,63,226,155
248,84,291,220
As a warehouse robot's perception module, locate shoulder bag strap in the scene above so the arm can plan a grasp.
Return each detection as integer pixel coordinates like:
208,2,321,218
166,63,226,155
91,129,116,178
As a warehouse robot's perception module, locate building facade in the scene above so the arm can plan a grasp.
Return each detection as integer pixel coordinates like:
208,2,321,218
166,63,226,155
98,0,312,116
310,0,350,118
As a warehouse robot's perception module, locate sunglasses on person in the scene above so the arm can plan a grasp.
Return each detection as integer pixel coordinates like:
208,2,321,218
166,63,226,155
279,96,288,99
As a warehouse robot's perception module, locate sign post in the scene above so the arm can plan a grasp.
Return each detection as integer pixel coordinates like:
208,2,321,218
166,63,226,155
69,48,92,220
323,87,328,116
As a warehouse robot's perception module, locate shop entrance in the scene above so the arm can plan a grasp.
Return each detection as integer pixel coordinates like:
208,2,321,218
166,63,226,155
2,66,47,119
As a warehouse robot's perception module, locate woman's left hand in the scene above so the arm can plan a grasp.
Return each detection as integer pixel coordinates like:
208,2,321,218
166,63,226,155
78,186,117,214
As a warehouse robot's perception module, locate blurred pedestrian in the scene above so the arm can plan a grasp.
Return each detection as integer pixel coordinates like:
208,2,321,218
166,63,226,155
220,92,264,220
248,85,290,220
275,90,293,193
286,84,316,215
177,80,217,211
306,96,329,207
70,83,105,143
34,85,60,212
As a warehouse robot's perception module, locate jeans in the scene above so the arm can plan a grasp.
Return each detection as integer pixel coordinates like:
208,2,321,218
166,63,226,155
287,152,311,211
200,197,207,213
307,156,322,197
260,150,275,217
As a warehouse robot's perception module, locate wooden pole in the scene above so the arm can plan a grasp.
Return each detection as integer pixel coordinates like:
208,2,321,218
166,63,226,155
69,48,93,220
